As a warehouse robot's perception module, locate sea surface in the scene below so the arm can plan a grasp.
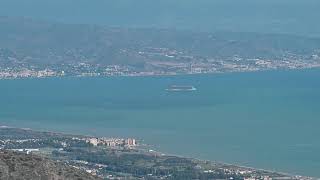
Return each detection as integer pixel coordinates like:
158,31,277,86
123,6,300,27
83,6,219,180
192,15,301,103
1,69,320,177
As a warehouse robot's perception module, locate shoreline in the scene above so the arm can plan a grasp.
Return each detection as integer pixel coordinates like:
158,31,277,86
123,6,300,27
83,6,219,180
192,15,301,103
1,67,320,80
0,125,317,179
149,149,316,179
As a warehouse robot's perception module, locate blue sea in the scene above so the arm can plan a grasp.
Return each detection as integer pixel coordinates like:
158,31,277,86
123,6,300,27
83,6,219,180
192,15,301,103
1,69,320,177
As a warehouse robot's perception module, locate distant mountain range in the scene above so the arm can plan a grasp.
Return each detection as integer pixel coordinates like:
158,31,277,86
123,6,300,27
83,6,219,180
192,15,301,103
0,16,320,68
2,0,320,37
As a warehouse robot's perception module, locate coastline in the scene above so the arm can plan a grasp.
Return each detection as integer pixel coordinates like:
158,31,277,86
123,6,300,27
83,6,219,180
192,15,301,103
1,70,320,179
0,125,317,180
147,148,316,180
1,67,320,80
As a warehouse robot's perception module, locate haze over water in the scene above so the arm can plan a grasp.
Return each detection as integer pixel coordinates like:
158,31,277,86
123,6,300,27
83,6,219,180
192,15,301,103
1,70,320,177
1,0,320,37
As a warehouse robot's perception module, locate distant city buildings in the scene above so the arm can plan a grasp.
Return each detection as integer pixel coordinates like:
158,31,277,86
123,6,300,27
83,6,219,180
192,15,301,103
1,46,320,79
125,138,136,146
11,148,40,154
0,127,314,180
85,137,137,148
87,138,99,146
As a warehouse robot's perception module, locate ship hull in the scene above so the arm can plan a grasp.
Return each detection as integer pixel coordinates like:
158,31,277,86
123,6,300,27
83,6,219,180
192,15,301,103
165,86,197,92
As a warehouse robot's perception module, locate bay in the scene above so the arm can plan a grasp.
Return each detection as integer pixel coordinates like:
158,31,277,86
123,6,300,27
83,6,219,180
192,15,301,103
0,69,320,177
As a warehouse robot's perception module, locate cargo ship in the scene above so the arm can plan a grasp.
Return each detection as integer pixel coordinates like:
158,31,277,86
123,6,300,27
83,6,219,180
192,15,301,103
165,85,197,92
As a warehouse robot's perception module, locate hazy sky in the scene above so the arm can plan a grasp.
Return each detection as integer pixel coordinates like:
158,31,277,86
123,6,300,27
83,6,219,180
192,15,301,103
0,0,320,36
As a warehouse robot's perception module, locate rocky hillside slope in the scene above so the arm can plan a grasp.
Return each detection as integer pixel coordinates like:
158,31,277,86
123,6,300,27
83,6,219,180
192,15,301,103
0,150,101,180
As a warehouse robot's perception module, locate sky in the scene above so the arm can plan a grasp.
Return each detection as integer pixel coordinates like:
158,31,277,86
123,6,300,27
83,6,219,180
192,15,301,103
0,0,320,37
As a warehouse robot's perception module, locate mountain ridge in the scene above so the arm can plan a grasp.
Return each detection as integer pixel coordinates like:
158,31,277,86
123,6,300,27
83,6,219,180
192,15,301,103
1,16,320,68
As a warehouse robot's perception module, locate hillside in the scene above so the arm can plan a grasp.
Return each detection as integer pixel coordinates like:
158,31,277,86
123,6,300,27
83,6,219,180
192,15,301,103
0,150,101,180
1,16,320,68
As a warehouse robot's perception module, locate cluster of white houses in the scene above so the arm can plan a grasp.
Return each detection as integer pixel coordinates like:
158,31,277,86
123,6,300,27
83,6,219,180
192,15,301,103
85,137,136,147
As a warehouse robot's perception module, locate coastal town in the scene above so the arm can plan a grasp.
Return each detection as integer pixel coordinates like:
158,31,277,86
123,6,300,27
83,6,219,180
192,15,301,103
0,126,316,180
1,46,320,79
1,16,320,80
